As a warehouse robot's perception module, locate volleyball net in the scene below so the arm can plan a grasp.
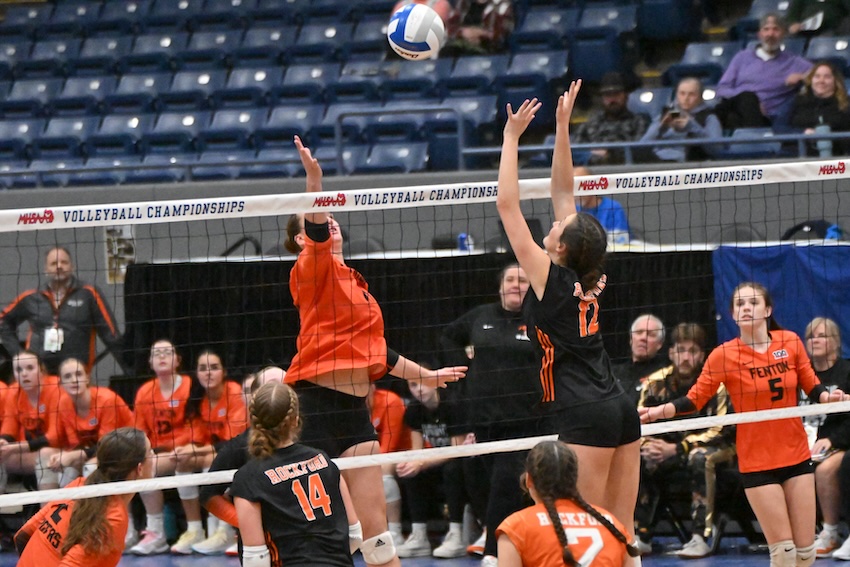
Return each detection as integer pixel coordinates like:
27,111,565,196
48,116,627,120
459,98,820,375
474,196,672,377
0,157,848,511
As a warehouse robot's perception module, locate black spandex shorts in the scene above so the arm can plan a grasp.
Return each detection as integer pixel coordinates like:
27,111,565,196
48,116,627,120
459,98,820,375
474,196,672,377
551,393,641,448
291,381,378,458
741,459,814,489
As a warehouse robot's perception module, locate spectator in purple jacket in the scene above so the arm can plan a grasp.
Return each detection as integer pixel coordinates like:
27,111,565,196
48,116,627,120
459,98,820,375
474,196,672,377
714,13,812,130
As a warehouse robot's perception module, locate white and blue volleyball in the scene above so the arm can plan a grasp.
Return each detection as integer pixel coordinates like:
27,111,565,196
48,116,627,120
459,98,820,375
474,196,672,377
387,3,446,61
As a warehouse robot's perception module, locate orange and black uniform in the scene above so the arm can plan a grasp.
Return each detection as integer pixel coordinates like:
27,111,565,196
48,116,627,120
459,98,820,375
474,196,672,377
497,499,630,567
15,477,128,567
370,387,411,454
286,220,386,457
0,382,64,450
199,381,247,448
673,330,825,474
133,375,198,451
57,386,134,457
523,264,640,447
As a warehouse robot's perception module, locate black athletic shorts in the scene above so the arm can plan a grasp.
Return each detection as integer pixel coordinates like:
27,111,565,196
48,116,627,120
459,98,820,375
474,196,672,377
551,393,641,448
291,381,378,458
741,459,814,489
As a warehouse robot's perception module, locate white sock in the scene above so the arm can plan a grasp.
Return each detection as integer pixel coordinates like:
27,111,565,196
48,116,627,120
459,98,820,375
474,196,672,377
388,521,402,535
147,513,164,535
207,514,220,534
824,523,840,536
411,522,427,537
448,522,462,535
187,520,203,533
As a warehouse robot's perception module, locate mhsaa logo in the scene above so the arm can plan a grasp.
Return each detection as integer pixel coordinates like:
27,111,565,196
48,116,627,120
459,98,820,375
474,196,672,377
772,349,789,360
819,162,845,175
313,193,347,207
18,210,54,225
578,177,609,191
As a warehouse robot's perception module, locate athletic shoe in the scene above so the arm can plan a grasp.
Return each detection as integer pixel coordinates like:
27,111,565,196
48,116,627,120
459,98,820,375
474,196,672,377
467,531,486,556
481,555,498,566
225,542,239,556
671,534,711,559
129,530,169,555
833,537,850,560
433,530,467,558
815,528,841,557
389,529,404,548
124,528,140,553
191,525,233,555
170,528,205,555
397,531,431,558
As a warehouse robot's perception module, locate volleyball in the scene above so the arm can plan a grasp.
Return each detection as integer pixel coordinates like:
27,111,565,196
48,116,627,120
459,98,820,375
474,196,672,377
387,2,446,61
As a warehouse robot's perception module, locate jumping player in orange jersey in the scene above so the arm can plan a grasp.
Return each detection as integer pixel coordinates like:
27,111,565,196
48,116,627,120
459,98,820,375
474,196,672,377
497,440,634,567
232,381,360,567
15,427,154,567
641,282,849,567
37,358,134,491
282,134,466,567
496,81,642,564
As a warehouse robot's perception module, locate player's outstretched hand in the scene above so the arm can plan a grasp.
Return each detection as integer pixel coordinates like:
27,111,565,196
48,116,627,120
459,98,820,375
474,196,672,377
504,98,542,140
418,365,468,389
294,135,322,189
556,79,582,128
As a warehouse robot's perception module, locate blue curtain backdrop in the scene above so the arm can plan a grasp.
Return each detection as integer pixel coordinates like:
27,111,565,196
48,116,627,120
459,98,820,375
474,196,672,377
713,245,850,353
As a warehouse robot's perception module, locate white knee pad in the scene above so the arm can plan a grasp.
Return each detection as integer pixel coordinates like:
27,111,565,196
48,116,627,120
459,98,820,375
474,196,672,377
82,462,97,478
796,543,815,567
361,531,397,565
382,474,400,503
59,466,81,488
34,454,59,487
242,544,271,567
769,540,796,567
175,471,200,500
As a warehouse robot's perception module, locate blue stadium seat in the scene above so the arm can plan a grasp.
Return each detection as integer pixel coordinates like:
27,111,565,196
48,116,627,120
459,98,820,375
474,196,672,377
664,41,741,86
104,72,173,113
362,100,428,144
126,153,197,183
144,0,205,31
325,60,384,103
627,86,673,120
300,0,355,23
424,95,498,169
200,0,259,20
16,37,82,77
253,104,325,148
569,3,638,82
212,65,284,108
354,141,429,174
72,155,144,185
311,101,376,146
0,161,30,189
93,1,152,35
234,26,298,66
27,157,86,187
0,78,64,117
806,37,850,76
637,0,701,42
191,149,258,180
720,127,781,158
51,76,118,116
342,20,390,61
85,114,156,155
0,40,32,79
41,2,103,38
196,107,268,151
0,4,53,39
177,30,243,68
0,118,45,159
273,62,341,104
289,23,353,63
349,0,397,24
191,0,256,30
122,32,190,72
437,54,509,98
72,36,134,75
31,116,100,158
493,50,568,126
733,0,790,40
746,37,806,56
158,68,228,109
313,143,369,175
509,7,579,52
249,0,311,26
140,110,211,153
240,147,300,178
380,58,452,100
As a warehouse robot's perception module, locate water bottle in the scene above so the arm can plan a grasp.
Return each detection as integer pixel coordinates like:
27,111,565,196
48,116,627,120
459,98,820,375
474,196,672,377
815,119,833,158
457,233,475,251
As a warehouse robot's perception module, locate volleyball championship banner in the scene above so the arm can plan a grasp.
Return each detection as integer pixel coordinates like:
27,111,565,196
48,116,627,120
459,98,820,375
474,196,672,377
4,158,847,232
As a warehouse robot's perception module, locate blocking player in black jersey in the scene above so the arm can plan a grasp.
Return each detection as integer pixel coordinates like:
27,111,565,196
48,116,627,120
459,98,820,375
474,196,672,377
231,382,361,567
495,80,642,562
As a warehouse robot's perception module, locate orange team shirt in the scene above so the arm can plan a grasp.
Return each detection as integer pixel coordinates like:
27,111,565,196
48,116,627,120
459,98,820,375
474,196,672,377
497,499,629,567
16,477,127,567
286,233,388,383
686,330,820,473
57,387,135,450
199,381,248,445
0,382,64,447
371,388,412,453
134,375,198,451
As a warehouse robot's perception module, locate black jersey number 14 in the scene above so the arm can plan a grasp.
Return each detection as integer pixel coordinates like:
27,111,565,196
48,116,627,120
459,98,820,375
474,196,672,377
292,473,333,521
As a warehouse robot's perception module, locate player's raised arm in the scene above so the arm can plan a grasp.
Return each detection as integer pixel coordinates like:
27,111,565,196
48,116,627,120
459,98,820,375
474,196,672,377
550,80,582,221
294,135,327,226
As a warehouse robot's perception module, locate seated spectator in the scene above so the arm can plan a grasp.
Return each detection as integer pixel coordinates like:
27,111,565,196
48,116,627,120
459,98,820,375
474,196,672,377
788,0,850,36
802,318,850,558
573,71,650,165
637,77,722,162
443,0,515,56
635,323,735,558
790,61,850,155
574,166,631,245
714,13,812,130
613,314,669,406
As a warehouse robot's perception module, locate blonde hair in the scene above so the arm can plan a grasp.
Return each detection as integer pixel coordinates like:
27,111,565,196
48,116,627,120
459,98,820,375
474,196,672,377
248,382,301,459
805,317,842,355
804,61,849,111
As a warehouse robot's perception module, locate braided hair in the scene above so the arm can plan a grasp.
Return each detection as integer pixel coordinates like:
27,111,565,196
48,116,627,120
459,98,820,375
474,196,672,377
558,212,607,292
248,382,301,459
524,440,638,566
